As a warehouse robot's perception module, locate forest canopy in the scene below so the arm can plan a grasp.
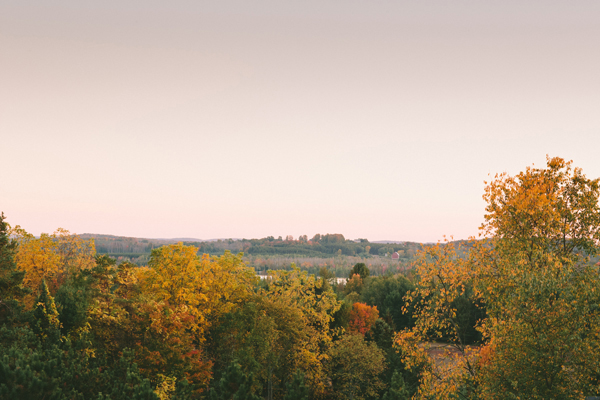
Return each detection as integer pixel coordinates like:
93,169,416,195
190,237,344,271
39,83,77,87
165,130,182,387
1,157,599,399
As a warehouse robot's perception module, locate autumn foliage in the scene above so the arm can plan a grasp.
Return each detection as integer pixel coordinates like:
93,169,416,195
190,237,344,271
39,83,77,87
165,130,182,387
397,156,600,400
12,227,95,306
348,302,379,335
3,156,600,399
0,223,353,399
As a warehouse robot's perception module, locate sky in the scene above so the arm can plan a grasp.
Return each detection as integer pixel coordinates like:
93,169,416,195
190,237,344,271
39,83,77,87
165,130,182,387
2,1,600,242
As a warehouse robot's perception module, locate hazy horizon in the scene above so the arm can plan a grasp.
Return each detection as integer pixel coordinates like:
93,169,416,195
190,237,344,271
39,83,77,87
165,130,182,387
79,233,421,244
3,1,600,242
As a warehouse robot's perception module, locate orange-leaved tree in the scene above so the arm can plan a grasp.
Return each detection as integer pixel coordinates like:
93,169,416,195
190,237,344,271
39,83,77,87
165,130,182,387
473,157,600,399
397,157,600,399
348,302,379,335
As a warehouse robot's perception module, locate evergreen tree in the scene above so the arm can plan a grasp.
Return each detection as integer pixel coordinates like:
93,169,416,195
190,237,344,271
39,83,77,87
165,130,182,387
0,326,158,400
283,371,309,400
0,212,28,325
360,275,415,331
94,349,159,400
31,280,62,341
382,371,410,400
233,373,261,400
54,274,92,337
208,362,261,400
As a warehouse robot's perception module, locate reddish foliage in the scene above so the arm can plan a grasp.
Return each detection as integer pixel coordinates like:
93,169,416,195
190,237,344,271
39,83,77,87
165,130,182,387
478,344,493,367
348,302,379,335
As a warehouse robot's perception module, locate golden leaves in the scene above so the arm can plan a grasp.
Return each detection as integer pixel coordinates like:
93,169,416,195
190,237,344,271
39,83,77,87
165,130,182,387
140,244,257,337
13,227,95,306
403,157,600,399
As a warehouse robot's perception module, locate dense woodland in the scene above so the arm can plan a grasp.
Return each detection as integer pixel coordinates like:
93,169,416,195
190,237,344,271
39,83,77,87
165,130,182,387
1,157,600,399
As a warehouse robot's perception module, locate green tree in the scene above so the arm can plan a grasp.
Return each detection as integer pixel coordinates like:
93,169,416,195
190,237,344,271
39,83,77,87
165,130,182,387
207,297,307,400
382,371,410,400
328,333,387,400
208,362,261,400
54,270,93,338
350,263,370,280
344,274,364,299
283,371,309,400
0,212,28,325
366,319,421,397
360,275,415,330
0,326,159,400
31,280,62,341
331,300,352,332
209,265,341,400
264,267,341,398
318,266,335,292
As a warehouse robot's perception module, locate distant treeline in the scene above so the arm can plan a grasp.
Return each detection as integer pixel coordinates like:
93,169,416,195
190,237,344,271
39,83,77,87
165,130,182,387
85,233,425,268
190,234,422,258
79,234,170,255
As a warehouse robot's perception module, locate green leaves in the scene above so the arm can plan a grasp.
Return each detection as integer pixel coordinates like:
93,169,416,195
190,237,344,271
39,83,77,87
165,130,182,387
350,263,370,280
31,280,62,341
0,213,28,325
283,371,309,400
0,326,159,400
327,333,387,400
360,274,415,331
382,370,410,400
207,362,261,400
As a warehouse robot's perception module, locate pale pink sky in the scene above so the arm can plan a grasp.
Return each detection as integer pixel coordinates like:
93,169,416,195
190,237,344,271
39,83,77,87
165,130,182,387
2,1,600,242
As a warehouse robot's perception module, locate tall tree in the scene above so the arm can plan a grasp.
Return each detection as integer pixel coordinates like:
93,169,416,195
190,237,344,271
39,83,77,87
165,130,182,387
474,157,600,399
0,213,28,324
31,280,62,341
13,227,95,304
136,246,257,392
206,295,309,400
327,333,387,400
382,370,410,400
141,246,257,336
398,157,600,399
264,267,342,398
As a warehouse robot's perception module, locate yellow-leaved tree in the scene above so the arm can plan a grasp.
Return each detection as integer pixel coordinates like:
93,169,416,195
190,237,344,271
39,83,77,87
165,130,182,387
12,227,95,305
140,244,258,335
264,266,342,398
86,245,258,394
398,157,600,399
396,239,479,399
134,244,258,392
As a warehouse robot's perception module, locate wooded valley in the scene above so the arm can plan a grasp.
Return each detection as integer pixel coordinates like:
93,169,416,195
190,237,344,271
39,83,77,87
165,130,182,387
1,157,600,399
